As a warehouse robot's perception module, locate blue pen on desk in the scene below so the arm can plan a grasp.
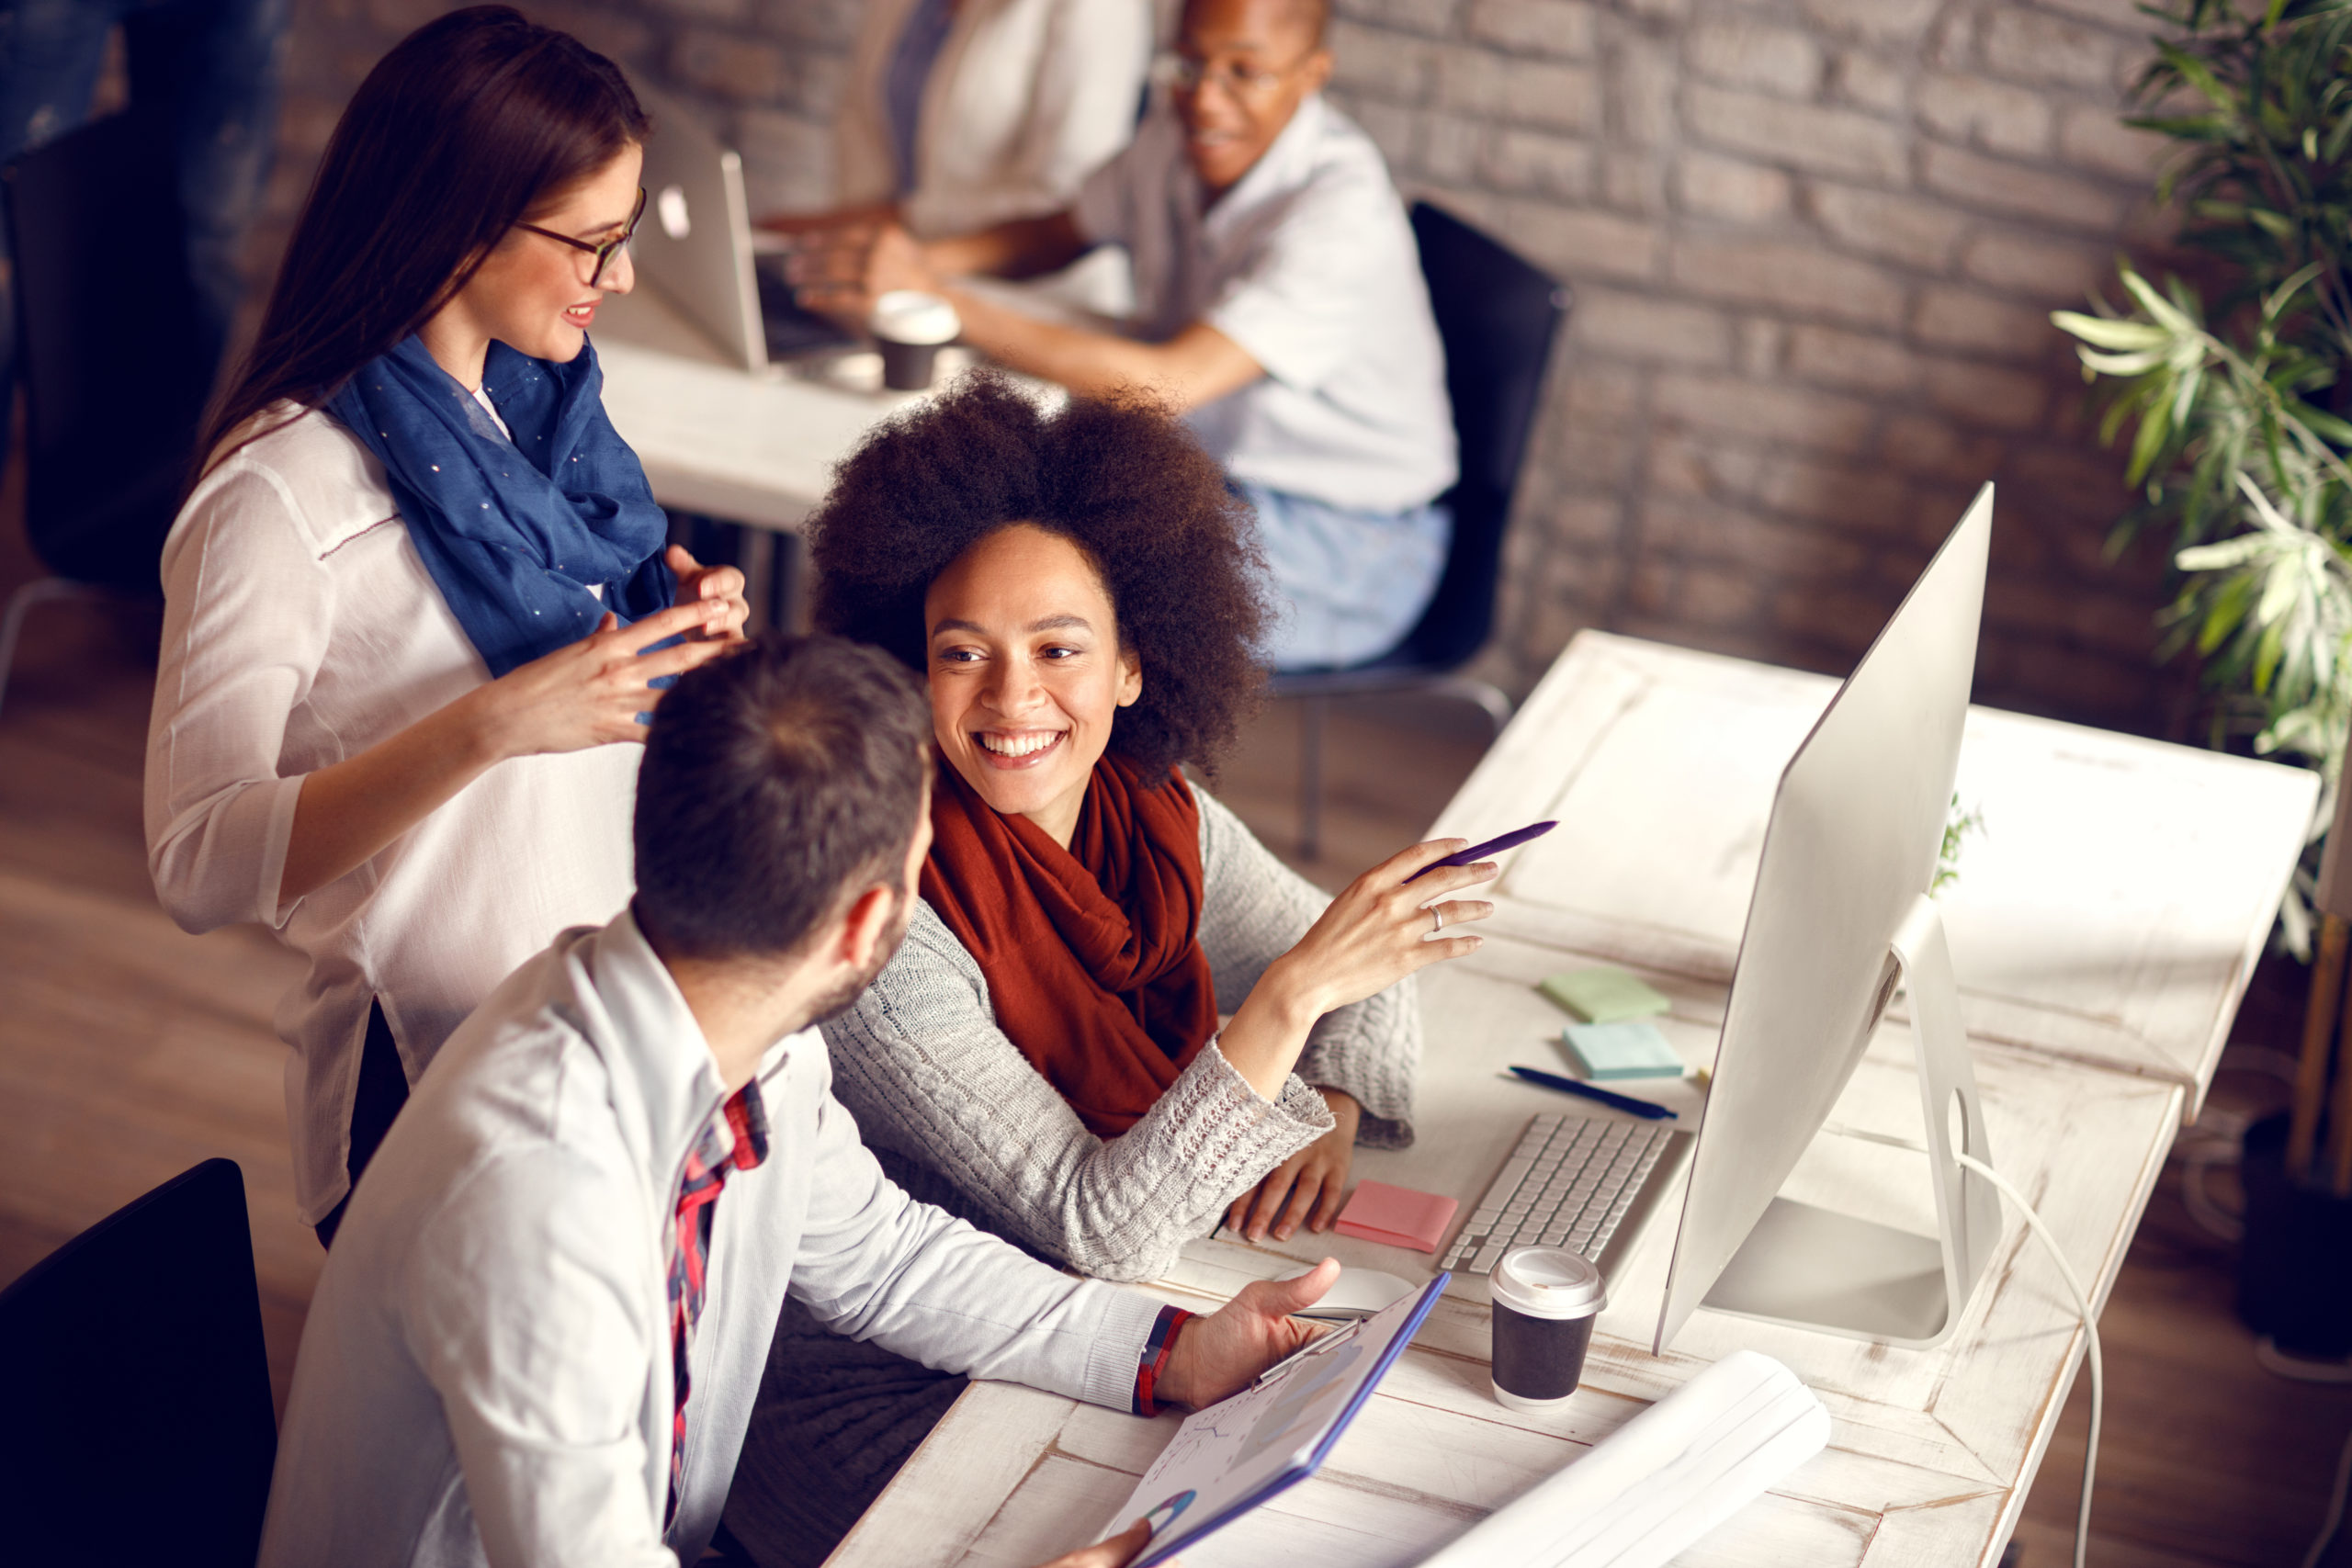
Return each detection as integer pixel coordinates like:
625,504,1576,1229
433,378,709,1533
1509,1064,1679,1120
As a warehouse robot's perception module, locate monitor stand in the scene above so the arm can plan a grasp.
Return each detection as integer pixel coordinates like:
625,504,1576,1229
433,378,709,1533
1700,894,2004,1349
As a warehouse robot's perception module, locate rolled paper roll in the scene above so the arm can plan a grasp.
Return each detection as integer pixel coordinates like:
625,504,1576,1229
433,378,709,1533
1417,1349,1829,1568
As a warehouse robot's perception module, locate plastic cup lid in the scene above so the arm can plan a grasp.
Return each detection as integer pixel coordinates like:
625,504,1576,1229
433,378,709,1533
868,289,962,345
1490,1246,1606,1319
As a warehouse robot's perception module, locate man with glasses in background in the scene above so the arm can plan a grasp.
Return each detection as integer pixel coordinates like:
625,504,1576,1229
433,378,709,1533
788,0,1456,675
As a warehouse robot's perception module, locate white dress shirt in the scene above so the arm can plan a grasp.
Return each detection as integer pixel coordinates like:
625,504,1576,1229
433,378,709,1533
835,0,1154,239
256,911,1161,1568
144,405,641,1224
1074,94,1457,515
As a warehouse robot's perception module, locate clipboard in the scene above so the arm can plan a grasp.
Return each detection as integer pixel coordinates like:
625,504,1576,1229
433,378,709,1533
1104,1273,1450,1567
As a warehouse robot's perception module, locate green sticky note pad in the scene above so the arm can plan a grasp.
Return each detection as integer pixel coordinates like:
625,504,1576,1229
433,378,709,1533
1539,967,1669,1023
1561,1020,1685,1080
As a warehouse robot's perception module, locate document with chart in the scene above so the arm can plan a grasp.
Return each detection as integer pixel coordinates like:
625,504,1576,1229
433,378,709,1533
1109,1273,1450,1567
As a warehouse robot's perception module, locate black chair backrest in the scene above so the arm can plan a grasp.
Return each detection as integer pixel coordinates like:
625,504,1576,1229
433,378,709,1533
3,106,218,587
1397,202,1570,671
0,1158,277,1566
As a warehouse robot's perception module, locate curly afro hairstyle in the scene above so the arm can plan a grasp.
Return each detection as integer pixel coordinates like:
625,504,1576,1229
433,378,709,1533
808,372,1272,776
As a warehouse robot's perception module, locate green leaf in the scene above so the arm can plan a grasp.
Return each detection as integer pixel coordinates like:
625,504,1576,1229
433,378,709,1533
2256,619,2288,693
2052,310,2174,350
2292,399,2352,445
2128,394,2177,483
2155,41,2238,112
2123,268,2199,333
2080,347,2175,377
2179,536,2272,569
2262,260,2327,318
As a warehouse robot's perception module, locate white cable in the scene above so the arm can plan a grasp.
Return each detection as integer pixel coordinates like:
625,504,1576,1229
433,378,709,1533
2301,1424,2352,1568
1954,1152,2101,1568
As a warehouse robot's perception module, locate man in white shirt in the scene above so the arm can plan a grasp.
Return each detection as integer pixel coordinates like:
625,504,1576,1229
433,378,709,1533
256,635,1342,1568
793,0,1457,672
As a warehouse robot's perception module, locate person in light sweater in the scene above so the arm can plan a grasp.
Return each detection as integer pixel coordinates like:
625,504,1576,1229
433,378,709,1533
144,7,748,1243
721,374,1495,1567
257,633,1339,1568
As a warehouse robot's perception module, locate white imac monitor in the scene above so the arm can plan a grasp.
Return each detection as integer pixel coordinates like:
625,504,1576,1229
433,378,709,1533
1654,483,2006,1353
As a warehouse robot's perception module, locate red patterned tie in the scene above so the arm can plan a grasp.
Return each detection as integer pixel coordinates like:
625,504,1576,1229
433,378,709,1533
666,1085,769,1527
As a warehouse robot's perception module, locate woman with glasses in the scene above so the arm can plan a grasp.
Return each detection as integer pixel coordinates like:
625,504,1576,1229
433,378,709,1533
147,5,747,1245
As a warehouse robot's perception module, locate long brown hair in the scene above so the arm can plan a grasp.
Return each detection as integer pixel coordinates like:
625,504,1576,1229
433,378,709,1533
194,6,648,480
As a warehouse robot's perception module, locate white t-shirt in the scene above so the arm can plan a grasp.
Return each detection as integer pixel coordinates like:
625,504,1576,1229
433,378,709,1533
1074,94,1456,515
145,405,641,1224
468,382,510,438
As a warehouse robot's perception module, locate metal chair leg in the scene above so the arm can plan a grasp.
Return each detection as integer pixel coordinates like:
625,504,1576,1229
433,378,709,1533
1297,694,1328,863
1424,674,1515,736
0,578,105,726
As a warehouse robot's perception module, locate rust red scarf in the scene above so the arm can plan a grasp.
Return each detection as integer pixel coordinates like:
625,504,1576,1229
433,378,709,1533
921,754,1219,1136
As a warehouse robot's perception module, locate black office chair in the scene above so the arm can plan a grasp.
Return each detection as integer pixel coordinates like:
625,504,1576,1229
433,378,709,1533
0,106,219,722
0,1157,278,1565
1272,202,1570,859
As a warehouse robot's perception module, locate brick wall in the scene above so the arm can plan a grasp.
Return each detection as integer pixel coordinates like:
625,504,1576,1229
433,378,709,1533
256,0,2182,729
256,0,857,300
1315,0,2180,728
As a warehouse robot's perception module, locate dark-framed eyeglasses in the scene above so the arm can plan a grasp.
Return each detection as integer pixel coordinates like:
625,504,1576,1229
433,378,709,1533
1149,48,1317,96
514,186,647,288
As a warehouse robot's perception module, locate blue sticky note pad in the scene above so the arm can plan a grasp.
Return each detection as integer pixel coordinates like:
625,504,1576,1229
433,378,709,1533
1560,1019,1685,1080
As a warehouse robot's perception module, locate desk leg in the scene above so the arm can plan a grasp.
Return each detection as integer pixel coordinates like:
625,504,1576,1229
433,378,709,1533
1298,694,1327,863
738,527,777,635
774,531,809,634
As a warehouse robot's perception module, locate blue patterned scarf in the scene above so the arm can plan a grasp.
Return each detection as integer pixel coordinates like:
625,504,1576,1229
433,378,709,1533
327,335,674,677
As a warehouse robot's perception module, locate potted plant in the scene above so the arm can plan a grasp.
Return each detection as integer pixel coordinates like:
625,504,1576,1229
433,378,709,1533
2055,0,2352,1359
2055,0,2351,934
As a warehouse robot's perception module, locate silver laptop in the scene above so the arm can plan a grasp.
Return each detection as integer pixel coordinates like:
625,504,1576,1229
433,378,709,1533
629,78,854,373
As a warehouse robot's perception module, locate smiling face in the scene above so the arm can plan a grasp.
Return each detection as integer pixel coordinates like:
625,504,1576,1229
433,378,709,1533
1172,0,1331,197
446,141,643,368
924,524,1143,848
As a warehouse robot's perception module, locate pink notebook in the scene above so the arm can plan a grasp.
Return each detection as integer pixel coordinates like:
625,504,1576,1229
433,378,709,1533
1333,1179,1460,1254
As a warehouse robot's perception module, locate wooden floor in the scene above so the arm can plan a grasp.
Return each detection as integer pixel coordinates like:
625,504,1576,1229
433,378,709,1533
2,530,2346,1564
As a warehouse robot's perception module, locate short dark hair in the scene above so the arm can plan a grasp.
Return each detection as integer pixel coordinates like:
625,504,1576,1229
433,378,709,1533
633,636,932,961
1182,0,1329,48
810,373,1271,777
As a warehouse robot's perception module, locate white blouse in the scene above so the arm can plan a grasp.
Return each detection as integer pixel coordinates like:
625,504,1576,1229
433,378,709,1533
144,404,641,1224
834,0,1155,239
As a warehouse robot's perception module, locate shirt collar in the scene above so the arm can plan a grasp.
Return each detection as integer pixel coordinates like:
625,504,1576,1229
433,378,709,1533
568,909,797,1181
695,1081,772,1179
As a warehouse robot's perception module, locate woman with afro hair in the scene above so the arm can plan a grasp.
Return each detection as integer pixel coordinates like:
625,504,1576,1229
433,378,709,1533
720,374,1496,1568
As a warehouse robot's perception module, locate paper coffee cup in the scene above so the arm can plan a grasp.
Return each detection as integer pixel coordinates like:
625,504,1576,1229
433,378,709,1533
1488,1246,1605,1412
867,289,961,390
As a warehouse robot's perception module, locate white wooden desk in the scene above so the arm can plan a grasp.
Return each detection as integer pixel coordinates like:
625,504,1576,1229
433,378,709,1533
830,632,2316,1568
592,282,1064,533
590,285,909,533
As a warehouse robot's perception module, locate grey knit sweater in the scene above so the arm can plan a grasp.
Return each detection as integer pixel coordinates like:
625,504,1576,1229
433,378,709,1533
819,787,1421,1284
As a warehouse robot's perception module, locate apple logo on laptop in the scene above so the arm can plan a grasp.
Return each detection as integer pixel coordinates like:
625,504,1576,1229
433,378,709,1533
657,185,690,241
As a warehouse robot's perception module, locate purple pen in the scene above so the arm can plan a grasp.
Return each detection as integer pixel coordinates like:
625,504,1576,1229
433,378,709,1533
1405,818,1558,881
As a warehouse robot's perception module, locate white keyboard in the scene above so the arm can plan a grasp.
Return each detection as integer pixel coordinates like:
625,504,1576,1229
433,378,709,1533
1439,1111,1693,1280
